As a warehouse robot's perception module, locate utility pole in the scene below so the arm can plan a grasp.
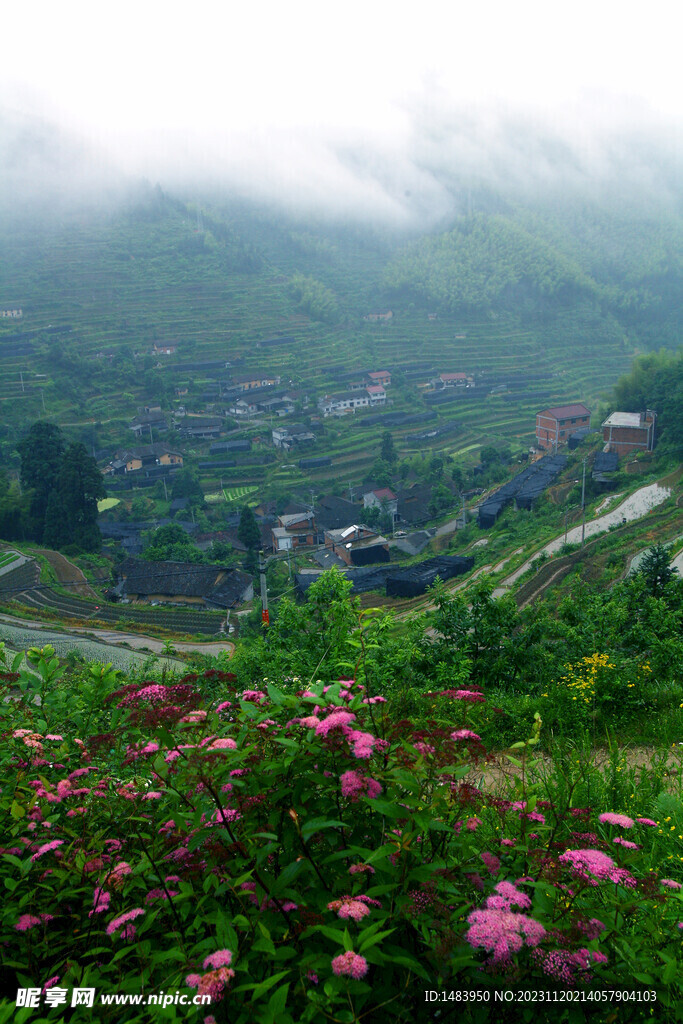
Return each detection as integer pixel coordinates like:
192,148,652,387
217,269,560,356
259,550,269,627
581,458,587,548
162,476,168,501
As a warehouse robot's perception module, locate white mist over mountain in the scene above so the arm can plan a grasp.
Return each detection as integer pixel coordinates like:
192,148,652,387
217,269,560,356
2,0,681,223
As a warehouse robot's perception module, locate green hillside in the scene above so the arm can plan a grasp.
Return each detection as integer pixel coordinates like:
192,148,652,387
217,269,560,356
0,182,680,498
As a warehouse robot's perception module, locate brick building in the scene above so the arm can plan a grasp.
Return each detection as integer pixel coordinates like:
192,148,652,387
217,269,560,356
602,411,656,456
536,403,591,451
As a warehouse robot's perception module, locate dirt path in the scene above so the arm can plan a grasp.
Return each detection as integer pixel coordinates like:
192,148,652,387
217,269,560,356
474,745,683,794
34,549,98,599
493,482,673,597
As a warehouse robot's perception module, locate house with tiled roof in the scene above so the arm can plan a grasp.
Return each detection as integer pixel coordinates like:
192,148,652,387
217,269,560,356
363,488,398,519
367,370,391,387
536,403,591,451
115,558,252,608
366,384,386,405
272,511,317,552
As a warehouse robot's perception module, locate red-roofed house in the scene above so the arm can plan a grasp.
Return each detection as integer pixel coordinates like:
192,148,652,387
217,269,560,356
440,372,472,387
366,384,386,405
367,370,391,387
363,487,398,518
536,403,591,450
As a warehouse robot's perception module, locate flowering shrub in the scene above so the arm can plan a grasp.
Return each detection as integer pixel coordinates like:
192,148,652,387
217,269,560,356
2,647,683,1022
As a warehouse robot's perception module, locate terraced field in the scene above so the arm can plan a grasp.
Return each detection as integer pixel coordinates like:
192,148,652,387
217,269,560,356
0,560,225,637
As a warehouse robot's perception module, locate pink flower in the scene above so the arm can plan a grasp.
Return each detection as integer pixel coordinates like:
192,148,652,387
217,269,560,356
349,863,375,875
466,817,482,831
15,914,42,931
186,974,202,987
31,840,64,861
636,817,657,827
661,879,682,890
197,967,234,1001
328,898,371,921
599,812,634,829
203,949,233,970
451,689,486,703
42,976,60,992
340,770,381,802
613,837,640,850
450,729,481,742
465,909,545,963
315,710,356,737
347,729,376,759
485,881,531,912
480,852,501,874
209,738,237,750
413,742,436,756
297,716,321,729
240,689,267,704
142,791,163,800
532,947,608,984
106,908,145,936
331,951,369,979
576,918,605,940
89,888,111,916
559,849,636,888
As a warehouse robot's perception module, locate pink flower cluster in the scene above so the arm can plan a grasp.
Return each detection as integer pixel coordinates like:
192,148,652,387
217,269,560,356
466,878,544,963
465,908,545,964
485,881,532,912
327,897,371,921
450,729,481,742
106,908,145,936
559,849,636,888
598,812,634,829
340,770,381,802
532,947,608,986
349,863,375,875
331,951,369,979
203,949,232,970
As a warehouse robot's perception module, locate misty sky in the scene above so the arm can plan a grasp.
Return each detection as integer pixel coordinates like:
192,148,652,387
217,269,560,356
2,1,681,221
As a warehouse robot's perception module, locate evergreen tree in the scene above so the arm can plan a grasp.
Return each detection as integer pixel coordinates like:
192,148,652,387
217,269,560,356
238,505,261,552
637,544,679,596
17,421,65,539
42,491,71,549
58,443,106,551
380,430,397,466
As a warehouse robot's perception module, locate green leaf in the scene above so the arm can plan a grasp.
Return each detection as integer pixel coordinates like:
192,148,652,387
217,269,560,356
663,961,678,985
10,800,25,820
267,982,290,1017
250,971,291,1000
358,927,395,952
301,818,345,842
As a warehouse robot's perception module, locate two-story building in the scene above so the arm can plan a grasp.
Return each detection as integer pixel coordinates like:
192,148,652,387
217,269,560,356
366,384,386,405
367,370,391,388
602,411,656,456
318,392,370,417
271,511,317,552
363,487,398,520
536,404,591,451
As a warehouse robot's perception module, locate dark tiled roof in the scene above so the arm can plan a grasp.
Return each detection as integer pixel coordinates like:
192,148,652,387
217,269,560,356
118,558,251,605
